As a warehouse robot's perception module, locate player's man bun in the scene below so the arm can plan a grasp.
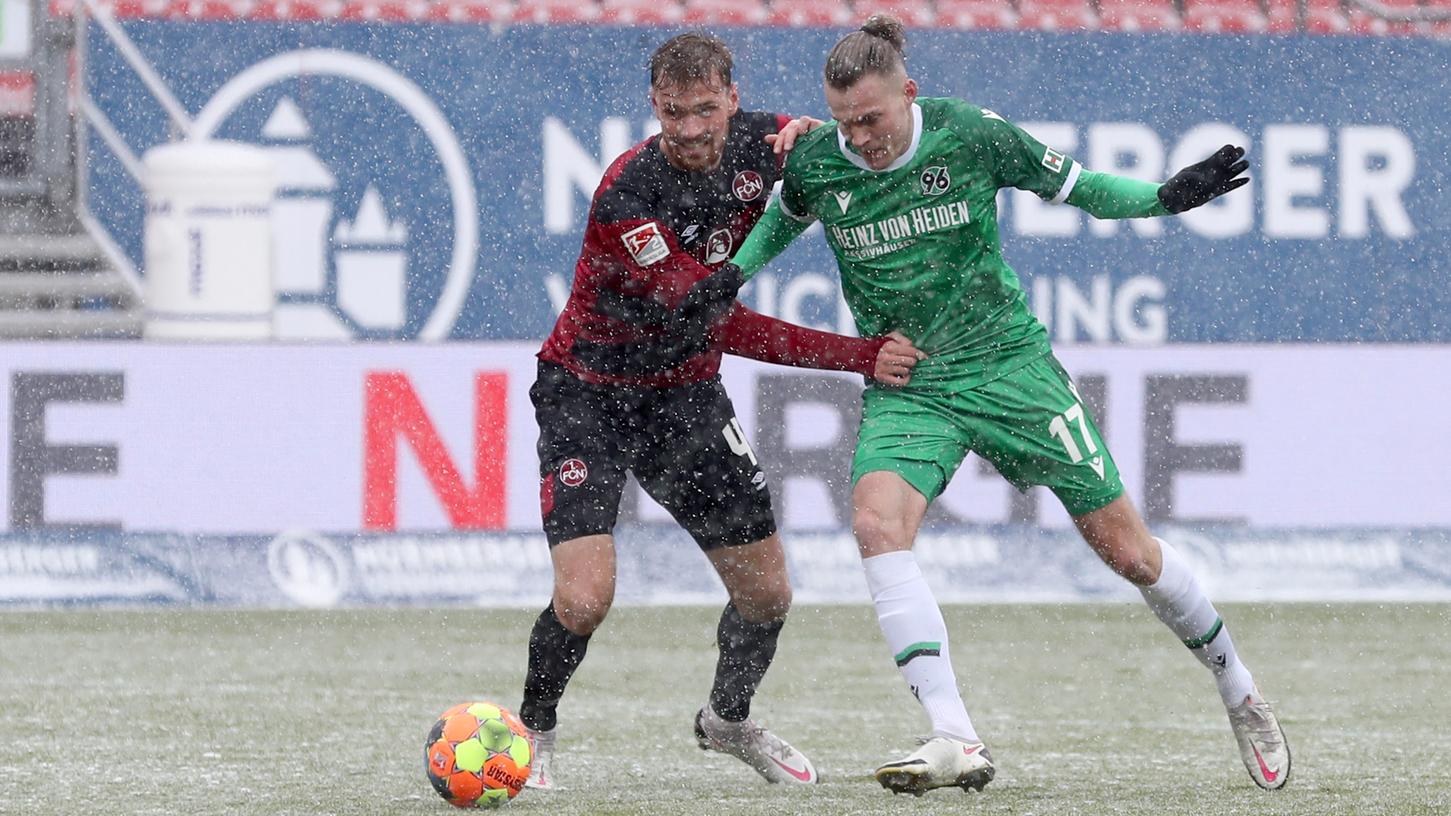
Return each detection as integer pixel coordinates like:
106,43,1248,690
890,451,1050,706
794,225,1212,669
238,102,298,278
824,14,908,90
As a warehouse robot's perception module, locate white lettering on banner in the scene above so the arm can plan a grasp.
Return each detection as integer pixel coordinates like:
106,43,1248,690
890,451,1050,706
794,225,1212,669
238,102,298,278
969,121,1417,240
542,117,657,235
0,545,102,575
1219,536,1403,570
1264,124,1330,239
1339,126,1415,239
1029,274,1166,344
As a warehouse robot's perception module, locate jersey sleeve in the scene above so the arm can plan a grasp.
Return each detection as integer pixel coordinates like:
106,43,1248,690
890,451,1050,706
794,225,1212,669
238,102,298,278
731,197,811,282
712,302,884,377
950,101,1082,205
776,149,817,224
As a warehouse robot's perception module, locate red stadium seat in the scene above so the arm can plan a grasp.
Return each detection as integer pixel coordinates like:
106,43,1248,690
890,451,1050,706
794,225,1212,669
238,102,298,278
1347,0,1422,34
1016,0,1100,31
1290,0,1350,31
934,0,1019,30
248,0,341,21
851,0,939,27
764,0,853,26
600,0,683,23
424,0,513,23
680,0,766,25
337,0,431,21
1097,0,1182,31
1182,0,1268,33
1427,0,1451,36
512,0,601,23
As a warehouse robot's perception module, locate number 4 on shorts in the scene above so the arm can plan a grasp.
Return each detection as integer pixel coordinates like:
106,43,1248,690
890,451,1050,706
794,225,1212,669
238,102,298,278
722,418,759,466
1048,404,1106,480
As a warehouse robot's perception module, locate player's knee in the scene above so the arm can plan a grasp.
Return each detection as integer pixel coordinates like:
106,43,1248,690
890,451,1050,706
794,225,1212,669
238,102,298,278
1104,547,1157,586
554,585,614,635
744,583,792,622
852,505,907,555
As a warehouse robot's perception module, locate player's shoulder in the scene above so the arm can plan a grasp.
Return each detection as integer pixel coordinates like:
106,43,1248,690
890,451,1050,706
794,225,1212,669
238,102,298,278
920,97,1011,134
780,121,840,176
735,109,787,138
593,137,661,220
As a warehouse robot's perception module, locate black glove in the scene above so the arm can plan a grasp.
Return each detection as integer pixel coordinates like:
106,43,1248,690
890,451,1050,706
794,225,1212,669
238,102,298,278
669,262,745,344
1157,145,1250,214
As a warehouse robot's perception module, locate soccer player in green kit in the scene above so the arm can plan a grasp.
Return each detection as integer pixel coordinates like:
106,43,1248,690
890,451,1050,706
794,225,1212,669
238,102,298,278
731,15,1291,797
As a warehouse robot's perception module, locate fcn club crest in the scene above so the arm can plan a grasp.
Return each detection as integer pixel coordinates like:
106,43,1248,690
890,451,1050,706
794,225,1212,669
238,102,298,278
733,170,764,202
558,458,588,487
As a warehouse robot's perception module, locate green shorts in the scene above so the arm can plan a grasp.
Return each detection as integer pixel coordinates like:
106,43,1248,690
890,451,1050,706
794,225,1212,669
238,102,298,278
851,354,1124,517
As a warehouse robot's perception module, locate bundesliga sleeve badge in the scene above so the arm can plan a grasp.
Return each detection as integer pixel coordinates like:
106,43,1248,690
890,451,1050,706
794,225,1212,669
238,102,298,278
622,222,671,266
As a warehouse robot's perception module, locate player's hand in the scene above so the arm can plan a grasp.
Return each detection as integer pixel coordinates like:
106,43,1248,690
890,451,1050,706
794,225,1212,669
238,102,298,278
871,330,928,386
1158,144,1250,214
765,116,825,156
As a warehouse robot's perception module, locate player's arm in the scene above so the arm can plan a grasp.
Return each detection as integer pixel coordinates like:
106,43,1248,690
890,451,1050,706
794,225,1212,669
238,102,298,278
1066,145,1250,219
732,198,811,282
713,303,926,385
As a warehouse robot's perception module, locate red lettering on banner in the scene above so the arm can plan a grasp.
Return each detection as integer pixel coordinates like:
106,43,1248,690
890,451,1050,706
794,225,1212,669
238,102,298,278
363,372,507,530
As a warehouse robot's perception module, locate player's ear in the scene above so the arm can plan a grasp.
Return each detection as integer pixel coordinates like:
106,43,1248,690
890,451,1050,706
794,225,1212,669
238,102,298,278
727,83,740,116
903,77,918,105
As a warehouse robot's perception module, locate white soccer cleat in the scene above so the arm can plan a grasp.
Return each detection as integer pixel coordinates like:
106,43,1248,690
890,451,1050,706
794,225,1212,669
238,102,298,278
694,707,819,784
525,726,557,790
874,736,995,796
1227,691,1291,790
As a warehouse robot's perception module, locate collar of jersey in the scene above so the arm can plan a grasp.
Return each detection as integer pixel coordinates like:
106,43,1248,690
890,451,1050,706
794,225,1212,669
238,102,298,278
836,103,923,173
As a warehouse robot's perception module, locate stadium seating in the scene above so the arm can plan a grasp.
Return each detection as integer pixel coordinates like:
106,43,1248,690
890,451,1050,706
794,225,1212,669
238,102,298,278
852,0,938,27
1182,0,1269,32
1097,0,1182,31
601,0,684,24
1016,0,1100,30
934,0,1019,29
1347,0,1423,34
764,0,853,26
681,0,766,25
512,0,601,23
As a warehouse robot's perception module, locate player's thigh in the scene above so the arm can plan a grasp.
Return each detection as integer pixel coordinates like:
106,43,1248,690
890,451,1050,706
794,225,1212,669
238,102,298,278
531,363,630,545
633,378,777,552
850,386,971,504
969,356,1124,516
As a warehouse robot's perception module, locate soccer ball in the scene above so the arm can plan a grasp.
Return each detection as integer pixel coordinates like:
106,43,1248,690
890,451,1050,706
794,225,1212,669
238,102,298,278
425,701,533,808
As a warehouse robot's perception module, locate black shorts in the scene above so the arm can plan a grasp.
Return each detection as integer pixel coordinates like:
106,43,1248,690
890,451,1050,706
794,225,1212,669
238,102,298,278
531,361,776,551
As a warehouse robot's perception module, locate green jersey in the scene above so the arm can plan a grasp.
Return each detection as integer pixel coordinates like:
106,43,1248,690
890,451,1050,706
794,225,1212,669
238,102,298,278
740,97,1160,393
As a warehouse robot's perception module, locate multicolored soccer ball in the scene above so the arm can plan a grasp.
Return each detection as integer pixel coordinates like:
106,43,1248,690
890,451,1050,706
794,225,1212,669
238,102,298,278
425,702,532,808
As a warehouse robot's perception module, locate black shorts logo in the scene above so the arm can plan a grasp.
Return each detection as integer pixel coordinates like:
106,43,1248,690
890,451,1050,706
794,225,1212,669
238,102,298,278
559,458,588,487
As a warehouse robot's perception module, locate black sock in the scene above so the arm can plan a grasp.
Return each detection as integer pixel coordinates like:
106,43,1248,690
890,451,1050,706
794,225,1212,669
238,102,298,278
519,603,591,732
709,602,785,723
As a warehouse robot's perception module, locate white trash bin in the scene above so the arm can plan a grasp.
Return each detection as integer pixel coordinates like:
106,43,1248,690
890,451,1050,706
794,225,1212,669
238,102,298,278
143,140,276,340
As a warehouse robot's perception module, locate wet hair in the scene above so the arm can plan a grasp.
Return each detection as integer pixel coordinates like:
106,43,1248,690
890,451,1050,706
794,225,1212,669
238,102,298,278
824,15,908,90
649,32,734,91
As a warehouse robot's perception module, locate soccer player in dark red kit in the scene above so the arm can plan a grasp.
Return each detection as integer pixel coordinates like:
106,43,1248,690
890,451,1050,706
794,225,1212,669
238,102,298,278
517,32,925,789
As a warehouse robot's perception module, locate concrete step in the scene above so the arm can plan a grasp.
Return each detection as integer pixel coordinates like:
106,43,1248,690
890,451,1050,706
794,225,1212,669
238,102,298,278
0,232,112,271
0,308,143,339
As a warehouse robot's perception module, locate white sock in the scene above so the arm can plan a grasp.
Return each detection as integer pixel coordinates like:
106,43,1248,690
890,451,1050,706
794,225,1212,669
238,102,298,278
1138,538,1256,707
862,551,979,742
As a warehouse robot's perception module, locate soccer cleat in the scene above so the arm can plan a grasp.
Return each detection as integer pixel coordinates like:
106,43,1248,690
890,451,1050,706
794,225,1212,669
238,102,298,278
525,726,557,790
874,736,995,796
1227,691,1291,790
694,707,819,784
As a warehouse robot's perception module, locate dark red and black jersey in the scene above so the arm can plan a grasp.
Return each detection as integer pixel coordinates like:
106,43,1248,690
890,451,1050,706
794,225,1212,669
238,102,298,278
539,111,883,388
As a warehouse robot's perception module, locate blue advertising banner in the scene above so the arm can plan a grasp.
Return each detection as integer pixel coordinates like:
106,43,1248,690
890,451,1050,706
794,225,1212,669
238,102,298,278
83,23,1451,342
5,526,1450,607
